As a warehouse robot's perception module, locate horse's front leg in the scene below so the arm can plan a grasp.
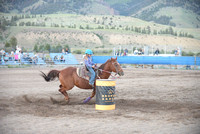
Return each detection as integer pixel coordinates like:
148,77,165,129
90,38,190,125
83,86,96,103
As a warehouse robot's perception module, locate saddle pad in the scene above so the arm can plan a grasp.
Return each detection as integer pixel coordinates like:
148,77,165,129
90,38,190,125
77,66,90,81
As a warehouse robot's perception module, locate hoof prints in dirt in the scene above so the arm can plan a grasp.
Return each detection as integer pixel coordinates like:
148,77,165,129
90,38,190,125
1,95,200,120
2,94,93,117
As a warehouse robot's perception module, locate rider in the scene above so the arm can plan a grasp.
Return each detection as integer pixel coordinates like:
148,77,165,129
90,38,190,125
84,49,96,86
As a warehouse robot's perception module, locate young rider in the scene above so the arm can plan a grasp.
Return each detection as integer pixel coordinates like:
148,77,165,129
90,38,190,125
84,49,96,86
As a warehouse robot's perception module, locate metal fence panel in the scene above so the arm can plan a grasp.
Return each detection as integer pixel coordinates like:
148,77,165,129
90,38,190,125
92,56,199,65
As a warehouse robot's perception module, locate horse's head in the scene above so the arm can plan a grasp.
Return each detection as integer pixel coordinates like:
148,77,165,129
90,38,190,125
110,57,124,76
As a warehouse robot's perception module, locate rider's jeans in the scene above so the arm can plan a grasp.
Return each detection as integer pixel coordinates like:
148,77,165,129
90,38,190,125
86,66,95,85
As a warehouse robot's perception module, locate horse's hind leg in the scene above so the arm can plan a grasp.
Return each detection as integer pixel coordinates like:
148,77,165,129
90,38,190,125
59,87,70,101
50,85,71,105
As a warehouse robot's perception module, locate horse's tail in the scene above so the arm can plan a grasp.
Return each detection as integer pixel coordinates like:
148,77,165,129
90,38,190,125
40,70,60,82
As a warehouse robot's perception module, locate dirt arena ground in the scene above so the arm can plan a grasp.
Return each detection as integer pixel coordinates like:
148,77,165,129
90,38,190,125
0,67,200,134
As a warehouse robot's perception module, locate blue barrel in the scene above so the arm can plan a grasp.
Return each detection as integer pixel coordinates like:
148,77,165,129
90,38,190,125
95,79,116,110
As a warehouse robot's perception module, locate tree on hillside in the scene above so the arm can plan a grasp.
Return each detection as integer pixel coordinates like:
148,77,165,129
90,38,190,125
33,44,39,52
86,24,90,29
146,26,151,34
9,36,17,49
168,27,174,35
0,18,8,31
39,45,45,52
5,42,11,48
55,44,62,52
153,30,157,35
45,44,51,52
19,22,25,26
142,28,146,34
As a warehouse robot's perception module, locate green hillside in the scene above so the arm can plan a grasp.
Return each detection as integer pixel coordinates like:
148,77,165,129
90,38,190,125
154,7,200,28
1,13,199,39
1,0,200,28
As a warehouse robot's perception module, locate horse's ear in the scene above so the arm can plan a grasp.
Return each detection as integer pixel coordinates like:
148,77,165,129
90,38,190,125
115,57,117,60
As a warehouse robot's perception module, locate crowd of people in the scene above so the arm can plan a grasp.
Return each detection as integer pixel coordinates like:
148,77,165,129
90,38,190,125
116,48,129,56
53,48,70,63
115,47,181,56
53,55,65,62
116,48,145,56
0,46,72,65
0,46,39,64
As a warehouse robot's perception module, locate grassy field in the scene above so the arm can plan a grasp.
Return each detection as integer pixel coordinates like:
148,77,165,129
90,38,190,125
1,13,200,54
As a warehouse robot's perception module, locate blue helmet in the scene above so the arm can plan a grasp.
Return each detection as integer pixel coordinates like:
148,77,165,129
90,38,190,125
85,49,93,55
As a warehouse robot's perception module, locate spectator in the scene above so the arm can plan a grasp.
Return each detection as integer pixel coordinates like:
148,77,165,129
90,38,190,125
60,55,65,62
0,49,5,56
134,48,138,55
54,55,59,61
14,53,19,61
125,48,128,55
10,51,15,61
65,48,69,54
62,48,65,55
32,54,38,64
42,52,46,61
123,50,127,56
138,50,142,55
26,54,32,63
18,51,22,63
154,48,160,55
4,55,9,62
175,48,179,56
141,48,144,55
116,51,120,56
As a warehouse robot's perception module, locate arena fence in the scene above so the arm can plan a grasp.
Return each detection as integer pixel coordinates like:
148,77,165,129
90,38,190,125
92,56,200,66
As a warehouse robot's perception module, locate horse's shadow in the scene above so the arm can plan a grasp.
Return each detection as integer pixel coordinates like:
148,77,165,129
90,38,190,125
22,94,197,111
22,94,95,106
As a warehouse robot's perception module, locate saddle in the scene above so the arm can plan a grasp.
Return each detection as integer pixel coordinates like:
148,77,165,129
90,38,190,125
76,66,91,80
76,66,98,81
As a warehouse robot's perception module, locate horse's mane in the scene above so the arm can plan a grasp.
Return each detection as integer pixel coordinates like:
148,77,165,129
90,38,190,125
99,59,111,70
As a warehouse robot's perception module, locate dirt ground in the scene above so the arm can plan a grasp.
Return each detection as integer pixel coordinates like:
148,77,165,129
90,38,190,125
0,67,200,134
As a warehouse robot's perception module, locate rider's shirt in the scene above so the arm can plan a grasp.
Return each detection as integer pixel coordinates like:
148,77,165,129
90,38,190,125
84,56,94,67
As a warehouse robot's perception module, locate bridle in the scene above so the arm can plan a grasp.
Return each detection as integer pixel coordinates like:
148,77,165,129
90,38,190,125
97,61,122,79
112,61,123,75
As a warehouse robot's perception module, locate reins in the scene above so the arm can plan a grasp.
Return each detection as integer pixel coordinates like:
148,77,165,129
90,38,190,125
97,69,120,79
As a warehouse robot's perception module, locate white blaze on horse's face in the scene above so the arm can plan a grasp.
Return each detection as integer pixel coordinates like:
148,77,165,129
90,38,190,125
111,57,124,76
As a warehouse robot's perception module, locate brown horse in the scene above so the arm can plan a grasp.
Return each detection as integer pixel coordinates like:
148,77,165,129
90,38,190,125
40,57,124,103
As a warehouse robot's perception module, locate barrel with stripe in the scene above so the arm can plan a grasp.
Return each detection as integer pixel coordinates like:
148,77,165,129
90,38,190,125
95,79,116,110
